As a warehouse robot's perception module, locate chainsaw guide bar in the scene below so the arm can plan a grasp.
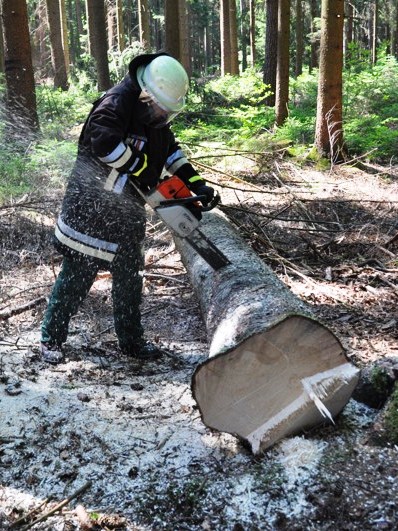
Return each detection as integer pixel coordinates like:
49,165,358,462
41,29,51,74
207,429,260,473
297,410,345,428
185,229,231,270
132,177,231,270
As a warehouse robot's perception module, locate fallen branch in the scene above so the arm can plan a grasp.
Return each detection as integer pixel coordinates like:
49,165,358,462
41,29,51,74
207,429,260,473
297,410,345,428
20,481,92,531
0,296,46,320
10,498,52,528
219,203,339,225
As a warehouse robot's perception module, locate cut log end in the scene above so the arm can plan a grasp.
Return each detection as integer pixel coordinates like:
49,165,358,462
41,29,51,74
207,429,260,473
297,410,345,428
192,315,360,454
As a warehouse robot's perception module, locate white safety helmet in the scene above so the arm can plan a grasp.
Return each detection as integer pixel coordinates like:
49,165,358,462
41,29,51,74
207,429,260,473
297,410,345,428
136,55,189,127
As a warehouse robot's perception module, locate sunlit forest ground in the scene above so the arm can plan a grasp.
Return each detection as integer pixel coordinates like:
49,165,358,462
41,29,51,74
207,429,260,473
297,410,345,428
1,60,398,529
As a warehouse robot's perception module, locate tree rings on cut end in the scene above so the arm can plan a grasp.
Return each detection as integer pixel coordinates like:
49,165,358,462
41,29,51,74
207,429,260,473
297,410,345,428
192,315,360,454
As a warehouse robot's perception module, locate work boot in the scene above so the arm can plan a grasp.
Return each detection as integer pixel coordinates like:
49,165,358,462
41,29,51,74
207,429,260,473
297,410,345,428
122,339,163,361
40,342,64,365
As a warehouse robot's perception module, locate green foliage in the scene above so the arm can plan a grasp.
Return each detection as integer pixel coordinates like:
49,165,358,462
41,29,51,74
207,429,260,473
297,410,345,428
370,366,391,395
384,385,398,444
3,51,398,203
36,84,97,137
290,72,318,112
176,57,398,162
175,70,274,144
344,115,398,160
0,81,97,202
108,43,145,84
344,54,398,121
0,145,35,201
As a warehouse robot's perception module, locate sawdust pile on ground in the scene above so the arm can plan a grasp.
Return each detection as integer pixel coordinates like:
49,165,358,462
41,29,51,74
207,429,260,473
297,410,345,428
1,163,398,530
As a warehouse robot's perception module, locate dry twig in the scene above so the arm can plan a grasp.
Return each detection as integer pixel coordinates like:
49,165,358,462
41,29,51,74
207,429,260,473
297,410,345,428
20,481,92,531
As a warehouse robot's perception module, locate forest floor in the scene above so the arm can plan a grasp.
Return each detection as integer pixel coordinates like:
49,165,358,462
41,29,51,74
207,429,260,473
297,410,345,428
0,155,398,530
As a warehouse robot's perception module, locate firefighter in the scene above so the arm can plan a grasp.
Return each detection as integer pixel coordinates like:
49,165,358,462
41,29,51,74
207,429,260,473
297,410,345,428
40,53,214,364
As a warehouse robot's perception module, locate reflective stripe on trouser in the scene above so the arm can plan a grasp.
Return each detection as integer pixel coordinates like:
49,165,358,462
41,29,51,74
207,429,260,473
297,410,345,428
41,247,144,347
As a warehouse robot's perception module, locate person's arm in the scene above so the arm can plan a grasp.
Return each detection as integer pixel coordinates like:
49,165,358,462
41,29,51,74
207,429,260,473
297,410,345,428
88,94,148,178
165,139,214,205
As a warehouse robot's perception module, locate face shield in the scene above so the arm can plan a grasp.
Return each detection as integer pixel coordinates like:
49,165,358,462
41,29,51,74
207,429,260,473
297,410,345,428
137,90,182,128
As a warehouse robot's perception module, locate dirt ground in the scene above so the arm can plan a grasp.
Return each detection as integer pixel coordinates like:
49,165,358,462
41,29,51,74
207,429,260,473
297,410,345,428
1,160,398,530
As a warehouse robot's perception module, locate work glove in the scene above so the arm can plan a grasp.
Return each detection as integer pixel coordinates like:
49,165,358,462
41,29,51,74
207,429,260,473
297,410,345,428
191,184,215,207
136,165,159,192
128,164,159,193
186,202,202,221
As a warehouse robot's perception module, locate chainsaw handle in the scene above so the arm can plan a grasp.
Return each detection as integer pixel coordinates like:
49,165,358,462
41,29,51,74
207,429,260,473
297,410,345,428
158,195,207,207
200,191,221,212
158,192,221,211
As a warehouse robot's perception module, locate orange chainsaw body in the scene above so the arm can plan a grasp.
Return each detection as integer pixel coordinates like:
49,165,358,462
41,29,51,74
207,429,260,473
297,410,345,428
155,175,192,200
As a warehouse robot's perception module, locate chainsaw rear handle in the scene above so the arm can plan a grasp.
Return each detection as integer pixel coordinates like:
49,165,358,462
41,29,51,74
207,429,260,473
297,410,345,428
201,191,221,211
159,191,221,212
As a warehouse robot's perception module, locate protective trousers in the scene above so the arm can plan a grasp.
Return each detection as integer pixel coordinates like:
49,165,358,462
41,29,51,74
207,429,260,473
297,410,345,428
41,246,144,351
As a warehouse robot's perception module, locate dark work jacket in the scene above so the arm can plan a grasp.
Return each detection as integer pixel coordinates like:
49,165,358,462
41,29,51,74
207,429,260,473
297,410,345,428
54,76,197,266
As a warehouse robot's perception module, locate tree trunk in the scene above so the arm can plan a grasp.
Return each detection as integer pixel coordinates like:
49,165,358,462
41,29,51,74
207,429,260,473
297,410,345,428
116,0,125,52
46,0,69,90
220,0,232,75
153,0,162,50
310,0,319,71
86,0,111,91
372,0,378,65
174,212,359,454
295,0,303,77
165,0,180,59
178,0,191,73
275,0,290,126
240,0,248,71
0,16,4,73
59,0,70,74
263,0,278,106
229,0,239,75
249,0,256,66
315,0,345,161
75,0,84,45
107,0,116,52
138,0,150,50
393,0,398,59
1,0,39,133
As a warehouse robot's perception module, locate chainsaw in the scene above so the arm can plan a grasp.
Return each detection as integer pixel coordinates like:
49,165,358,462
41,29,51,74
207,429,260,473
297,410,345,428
132,176,230,270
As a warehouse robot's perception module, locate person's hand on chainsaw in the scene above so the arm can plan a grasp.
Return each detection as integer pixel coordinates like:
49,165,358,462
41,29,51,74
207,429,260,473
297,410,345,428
135,165,159,192
190,180,215,207
127,155,159,193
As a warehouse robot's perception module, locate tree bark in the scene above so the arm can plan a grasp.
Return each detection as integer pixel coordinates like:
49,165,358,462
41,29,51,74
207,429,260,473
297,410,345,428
275,0,290,126
263,0,278,106
249,0,256,67
116,0,125,52
229,0,239,75
86,0,111,91
314,0,345,161
372,0,378,65
0,15,4,73
220,0,232,75
46,0,69,90
178,0,191,74
295,0,303,77
59,0,70,74
165,0,180,59
393,0,398,59
174,212,359,454
1,0,39,133
240,0,248,71
138,0,150,50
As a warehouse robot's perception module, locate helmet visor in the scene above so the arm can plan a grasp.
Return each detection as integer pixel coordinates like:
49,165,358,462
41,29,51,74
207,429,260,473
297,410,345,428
137,90,182,128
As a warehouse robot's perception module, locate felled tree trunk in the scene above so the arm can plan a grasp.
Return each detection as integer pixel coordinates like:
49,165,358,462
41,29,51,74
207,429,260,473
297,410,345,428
174,211,359,454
